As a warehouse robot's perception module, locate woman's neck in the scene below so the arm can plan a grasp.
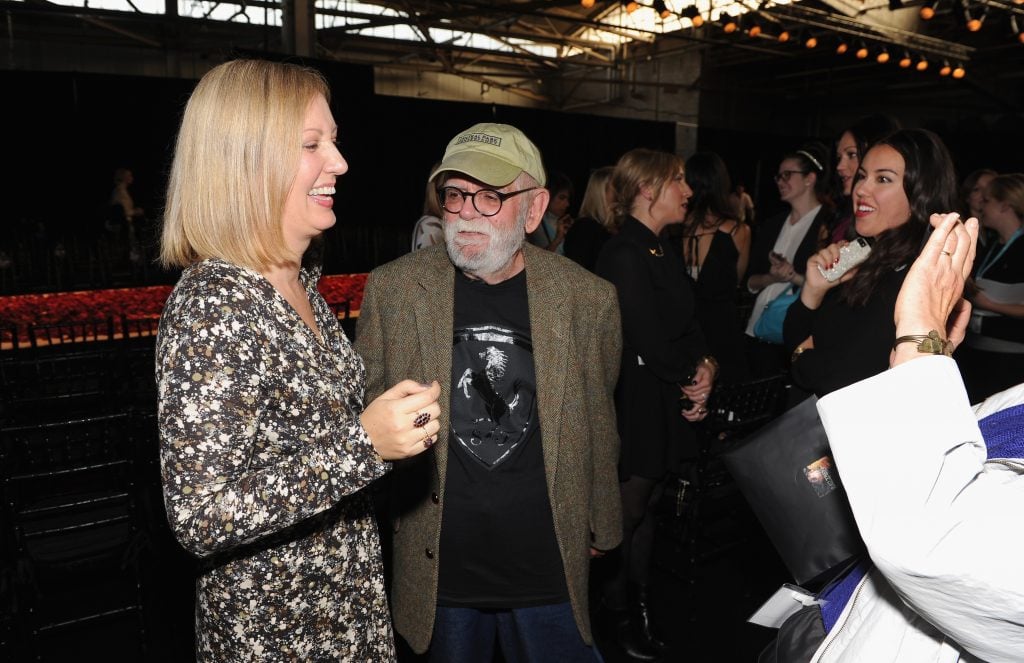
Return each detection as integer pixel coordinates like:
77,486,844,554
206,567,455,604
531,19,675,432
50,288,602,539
631,208,665,236
996,217,1024,244
788,195,819,223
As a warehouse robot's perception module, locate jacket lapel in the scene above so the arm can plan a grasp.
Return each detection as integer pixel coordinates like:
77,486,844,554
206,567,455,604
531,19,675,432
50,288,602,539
523,244,571,491
414,248,455,486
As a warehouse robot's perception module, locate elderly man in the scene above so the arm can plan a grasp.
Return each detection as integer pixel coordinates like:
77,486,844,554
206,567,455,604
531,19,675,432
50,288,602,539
356,123,623,661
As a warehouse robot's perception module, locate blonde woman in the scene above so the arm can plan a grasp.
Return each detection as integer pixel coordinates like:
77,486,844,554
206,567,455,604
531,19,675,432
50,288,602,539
596,148,715,660
157,59,440,661
564,166,615,271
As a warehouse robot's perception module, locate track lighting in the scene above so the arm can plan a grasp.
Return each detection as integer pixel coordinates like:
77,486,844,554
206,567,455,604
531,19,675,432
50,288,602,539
952,64,966,78
778,29,791,42
920,1,939,19
836,39,848,54
876,48,890,63
939,61,952,76
899,51,913,68
916,57,929,71
580,0,595,8
856,44,869,59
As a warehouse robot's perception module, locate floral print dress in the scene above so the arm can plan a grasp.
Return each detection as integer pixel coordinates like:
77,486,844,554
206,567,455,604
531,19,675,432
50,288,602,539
156,258,394,662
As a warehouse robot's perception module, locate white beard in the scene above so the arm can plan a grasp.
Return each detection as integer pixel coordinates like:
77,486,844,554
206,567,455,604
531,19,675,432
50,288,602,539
444,205,528,279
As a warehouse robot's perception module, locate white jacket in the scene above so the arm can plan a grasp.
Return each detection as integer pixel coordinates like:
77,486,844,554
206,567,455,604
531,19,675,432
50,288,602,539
812,356,1024,663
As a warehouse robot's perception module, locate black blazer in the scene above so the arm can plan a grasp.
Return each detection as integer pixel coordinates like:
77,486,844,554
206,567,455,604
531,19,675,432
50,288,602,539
596,217,708,478
745,205,833,288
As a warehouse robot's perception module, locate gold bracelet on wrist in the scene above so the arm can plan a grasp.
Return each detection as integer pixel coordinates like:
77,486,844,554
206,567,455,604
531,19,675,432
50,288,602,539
892,330,952,357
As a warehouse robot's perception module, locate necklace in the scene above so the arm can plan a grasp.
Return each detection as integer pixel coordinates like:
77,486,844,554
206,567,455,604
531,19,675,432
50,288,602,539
649,245,664,257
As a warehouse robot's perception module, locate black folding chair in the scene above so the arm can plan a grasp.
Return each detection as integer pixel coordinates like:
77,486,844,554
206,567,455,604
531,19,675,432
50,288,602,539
0,412,147,660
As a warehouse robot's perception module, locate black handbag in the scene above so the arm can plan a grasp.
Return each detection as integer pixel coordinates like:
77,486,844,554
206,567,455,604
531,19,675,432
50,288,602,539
720,394,864,586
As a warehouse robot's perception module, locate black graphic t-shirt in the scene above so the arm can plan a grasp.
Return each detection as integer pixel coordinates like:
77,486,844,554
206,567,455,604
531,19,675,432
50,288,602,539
437,270,568,608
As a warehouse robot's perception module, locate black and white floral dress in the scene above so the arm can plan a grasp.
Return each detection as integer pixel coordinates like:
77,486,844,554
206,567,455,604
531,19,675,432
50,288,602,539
156,258,394,662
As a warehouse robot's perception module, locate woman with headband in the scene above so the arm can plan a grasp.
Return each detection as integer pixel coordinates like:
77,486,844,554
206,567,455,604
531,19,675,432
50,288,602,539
744,142,833,378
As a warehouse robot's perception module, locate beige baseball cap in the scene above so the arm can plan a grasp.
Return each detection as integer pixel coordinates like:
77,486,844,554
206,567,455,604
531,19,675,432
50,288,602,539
429,123,547,187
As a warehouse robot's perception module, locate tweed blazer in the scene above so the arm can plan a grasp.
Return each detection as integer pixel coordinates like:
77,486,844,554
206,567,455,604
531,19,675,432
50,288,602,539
356,242,623,654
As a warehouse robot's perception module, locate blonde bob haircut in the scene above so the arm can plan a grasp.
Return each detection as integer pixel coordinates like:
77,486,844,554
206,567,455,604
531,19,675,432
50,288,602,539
610,148,686,230
160,59,330,270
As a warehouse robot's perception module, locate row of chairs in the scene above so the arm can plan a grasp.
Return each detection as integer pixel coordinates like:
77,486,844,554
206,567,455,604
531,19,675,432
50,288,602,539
1,401,157,660
1,315,159,352
0,315,163,659
0,297,356,659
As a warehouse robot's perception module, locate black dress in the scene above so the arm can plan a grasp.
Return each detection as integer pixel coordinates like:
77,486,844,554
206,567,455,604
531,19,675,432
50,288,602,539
596,217,708,478
684,226,748,384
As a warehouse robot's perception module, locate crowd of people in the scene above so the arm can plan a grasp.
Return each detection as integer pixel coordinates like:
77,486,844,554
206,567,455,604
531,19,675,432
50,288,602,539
154,59,1022,662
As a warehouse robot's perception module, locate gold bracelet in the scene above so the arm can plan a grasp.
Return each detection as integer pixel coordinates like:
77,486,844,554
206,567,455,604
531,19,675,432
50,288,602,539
892,330,952,357
791,346,808,363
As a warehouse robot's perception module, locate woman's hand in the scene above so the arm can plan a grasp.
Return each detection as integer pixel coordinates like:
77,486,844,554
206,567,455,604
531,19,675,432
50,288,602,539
768,253,796,284
801,242,855,310
680,361,716,422
360,380,442,460
891,213,978,367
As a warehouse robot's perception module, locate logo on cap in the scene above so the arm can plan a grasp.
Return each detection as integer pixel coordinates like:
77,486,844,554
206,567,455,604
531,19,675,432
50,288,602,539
455,133,502,147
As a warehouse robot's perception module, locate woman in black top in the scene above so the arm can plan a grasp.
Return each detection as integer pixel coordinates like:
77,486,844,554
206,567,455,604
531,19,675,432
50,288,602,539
596,148,716,660
959,172,1024,402
785,129,958,397
744,143,833,378
564,166,615,272
681,152,751,384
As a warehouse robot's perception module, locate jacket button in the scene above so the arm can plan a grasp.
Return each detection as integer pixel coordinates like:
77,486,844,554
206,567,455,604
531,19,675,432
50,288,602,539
425,548,434,559
431,492,440,504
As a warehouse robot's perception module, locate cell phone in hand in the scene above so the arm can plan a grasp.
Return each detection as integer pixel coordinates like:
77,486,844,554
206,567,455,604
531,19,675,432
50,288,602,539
817,238,871,282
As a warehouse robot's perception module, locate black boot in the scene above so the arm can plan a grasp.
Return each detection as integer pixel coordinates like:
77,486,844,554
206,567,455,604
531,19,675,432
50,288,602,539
616,614,661,661
635,585,668,653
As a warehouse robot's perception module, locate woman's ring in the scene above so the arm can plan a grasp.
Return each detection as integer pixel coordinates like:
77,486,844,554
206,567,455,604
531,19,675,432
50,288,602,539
698,407,708,415
413,412,431,428
940,250,952,257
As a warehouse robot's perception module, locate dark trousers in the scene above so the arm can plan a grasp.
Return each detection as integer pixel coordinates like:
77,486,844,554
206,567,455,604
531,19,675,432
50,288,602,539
430,603,603,663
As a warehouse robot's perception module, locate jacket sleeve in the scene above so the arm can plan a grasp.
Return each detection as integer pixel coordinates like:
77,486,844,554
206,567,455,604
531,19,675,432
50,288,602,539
817,356,1024,663
354,270,388,404
588,287,624,551
598,242,706,383
157,290,387,559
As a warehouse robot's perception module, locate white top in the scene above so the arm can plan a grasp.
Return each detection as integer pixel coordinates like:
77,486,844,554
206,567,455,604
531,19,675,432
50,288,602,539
813,356,1024,662
412,214,444,252
745,204,821,336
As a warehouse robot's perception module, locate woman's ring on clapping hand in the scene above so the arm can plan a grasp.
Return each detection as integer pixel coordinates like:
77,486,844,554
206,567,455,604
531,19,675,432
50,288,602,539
941,250,952,257
413,411,431,428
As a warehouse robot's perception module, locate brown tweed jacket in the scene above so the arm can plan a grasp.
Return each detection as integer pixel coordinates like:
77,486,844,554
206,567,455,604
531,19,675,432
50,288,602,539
355,242,623,654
